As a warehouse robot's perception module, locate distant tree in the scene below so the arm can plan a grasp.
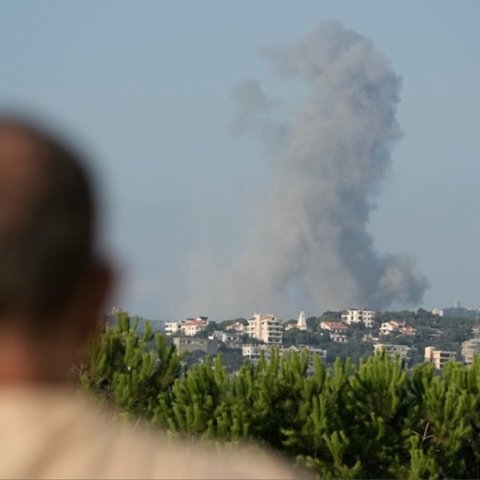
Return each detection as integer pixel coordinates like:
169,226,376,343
347,322,366,342
183,350,207,368
319,311,342,322
281,328,322,347
416,308,436,320
326,341,371,364
377,310,415,323
306,316,319,332
216,346,243,372
283,329,309,346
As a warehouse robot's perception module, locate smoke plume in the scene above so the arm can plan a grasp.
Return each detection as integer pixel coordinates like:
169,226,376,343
186,21,429,319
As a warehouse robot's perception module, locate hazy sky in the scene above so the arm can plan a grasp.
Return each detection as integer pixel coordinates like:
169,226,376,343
1,1,479,320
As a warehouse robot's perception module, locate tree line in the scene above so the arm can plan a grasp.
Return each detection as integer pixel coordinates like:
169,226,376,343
76,313,480,479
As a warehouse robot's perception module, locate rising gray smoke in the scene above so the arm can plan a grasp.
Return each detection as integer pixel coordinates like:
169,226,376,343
186,20,429,319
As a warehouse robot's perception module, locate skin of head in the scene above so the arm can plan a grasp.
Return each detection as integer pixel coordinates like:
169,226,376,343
0,117,112,384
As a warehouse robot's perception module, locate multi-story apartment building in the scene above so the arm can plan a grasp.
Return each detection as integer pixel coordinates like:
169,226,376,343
461,338,480,365
242,344,326,372
342,308,376,328
424,346,456,369
247,313,283,344
373,343,410,360
242,343,270,361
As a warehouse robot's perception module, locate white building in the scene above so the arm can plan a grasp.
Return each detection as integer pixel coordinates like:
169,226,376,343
331,333,348,343
320,321,348,333
424,346,456,370
165,316,209,336
224,321,245,333
209,330,242,346
165,321,180,335
242,343,271,361
181,318,208,336
373,343,410,360
242,344,326,372
247,313,283,345
341,309,376,328
379,320,404,336
320,321,349,343
461,338,480,365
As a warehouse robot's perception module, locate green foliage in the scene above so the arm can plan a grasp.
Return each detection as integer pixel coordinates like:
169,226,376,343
77,312,183,419
283,328,313,346
79,317,480,478
319,311,342,322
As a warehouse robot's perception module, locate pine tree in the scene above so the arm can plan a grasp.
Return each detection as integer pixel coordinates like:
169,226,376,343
76,312,182,420
77,323,480,478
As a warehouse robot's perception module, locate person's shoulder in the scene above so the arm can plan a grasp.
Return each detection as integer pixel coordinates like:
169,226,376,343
140,436,307,479
105,421,309,479
0,387,310,479
77,395,309,479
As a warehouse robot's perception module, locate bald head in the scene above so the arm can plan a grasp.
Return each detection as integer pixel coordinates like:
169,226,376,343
0,119,95,327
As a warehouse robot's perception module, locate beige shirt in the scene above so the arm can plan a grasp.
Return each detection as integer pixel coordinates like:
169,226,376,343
0,386,303,479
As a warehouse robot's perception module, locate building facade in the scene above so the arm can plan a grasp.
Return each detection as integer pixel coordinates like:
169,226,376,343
341,309,376,328
424,346,456,369
320,321,349,343
241,344,326,372
173,336,219,355
165,321,180,335
181,318,208,336
461,338,480,365
165,317,209,337
379,320,404,335
373,343,410,360
247,313,283,344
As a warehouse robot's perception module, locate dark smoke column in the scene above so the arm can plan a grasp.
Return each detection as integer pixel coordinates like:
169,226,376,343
188,21,429,319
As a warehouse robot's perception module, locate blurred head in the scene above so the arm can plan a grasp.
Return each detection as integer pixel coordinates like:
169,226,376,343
0,117,110,341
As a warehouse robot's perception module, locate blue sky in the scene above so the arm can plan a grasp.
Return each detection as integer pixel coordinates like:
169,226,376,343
1,1,479,320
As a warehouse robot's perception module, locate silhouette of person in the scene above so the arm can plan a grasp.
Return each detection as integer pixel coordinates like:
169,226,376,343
0,117,301,479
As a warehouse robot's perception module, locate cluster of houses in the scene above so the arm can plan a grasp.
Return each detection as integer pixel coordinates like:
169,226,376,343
162,309,369,365
373,327,480,370
164,311,325,365
156,308,480,370
165,316,210,336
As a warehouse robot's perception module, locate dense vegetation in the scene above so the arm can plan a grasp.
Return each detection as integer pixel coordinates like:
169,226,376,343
77,313,480,478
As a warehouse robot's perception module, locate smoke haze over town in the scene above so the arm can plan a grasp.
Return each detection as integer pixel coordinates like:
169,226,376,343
0,1,478,321
186,21,429,319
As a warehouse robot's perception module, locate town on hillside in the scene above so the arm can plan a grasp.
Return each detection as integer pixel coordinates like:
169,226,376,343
107,305,480,372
